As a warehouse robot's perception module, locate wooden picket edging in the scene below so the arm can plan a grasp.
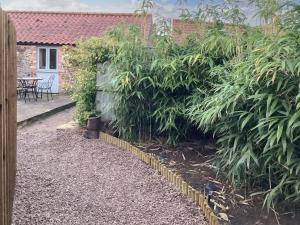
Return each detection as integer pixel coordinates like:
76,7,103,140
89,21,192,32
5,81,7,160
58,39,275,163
99,132,220,225
0,8,17,225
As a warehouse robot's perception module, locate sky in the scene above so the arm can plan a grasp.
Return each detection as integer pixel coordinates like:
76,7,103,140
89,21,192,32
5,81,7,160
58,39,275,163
0,0,264,24
0,0,197,18
0,0,199,22
1,0,175,13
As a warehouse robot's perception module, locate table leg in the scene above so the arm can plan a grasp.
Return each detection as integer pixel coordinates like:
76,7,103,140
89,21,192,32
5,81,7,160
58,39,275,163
34,86,38,101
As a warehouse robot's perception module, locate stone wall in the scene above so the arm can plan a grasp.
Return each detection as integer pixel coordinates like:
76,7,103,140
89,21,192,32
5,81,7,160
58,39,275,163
16,45,36,77
16,44,73,92
58,47,74,92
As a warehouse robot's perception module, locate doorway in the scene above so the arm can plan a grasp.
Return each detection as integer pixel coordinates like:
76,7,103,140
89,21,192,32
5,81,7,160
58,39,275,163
36,46,59,93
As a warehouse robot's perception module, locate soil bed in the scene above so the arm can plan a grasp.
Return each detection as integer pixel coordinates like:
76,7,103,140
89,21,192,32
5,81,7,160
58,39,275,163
132,137,300,225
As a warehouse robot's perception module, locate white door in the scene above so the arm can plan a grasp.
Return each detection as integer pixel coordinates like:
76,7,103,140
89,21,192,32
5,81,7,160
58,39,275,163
36,47,59,93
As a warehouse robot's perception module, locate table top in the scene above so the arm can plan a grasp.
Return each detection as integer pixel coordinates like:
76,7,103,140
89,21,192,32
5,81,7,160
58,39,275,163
17,77,43,81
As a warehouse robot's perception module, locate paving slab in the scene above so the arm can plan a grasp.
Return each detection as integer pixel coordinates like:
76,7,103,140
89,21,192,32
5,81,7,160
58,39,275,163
17,94,75,126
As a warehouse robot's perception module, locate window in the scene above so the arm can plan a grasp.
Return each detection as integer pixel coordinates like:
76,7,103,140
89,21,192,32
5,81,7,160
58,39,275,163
49,49,57,69
39,48,46,69
37,47,58,70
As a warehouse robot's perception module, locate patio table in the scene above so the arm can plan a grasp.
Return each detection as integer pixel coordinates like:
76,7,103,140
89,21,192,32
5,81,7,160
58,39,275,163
17,77,43,102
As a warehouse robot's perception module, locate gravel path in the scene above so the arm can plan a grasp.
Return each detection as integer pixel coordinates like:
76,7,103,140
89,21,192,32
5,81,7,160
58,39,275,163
14,109,208,225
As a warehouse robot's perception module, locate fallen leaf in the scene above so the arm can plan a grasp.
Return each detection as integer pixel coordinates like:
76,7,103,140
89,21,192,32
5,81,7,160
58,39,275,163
169,160,176,166
214,192,226,200
213,201,229,212
149,147,160,151
239,200,251,205
235,194,245,200
191,163,202,167
187,170,198,174
219,213,229,221
208,179,222,185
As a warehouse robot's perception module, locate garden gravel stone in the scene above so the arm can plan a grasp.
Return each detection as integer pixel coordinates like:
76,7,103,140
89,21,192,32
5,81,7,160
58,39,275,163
13,109,207,225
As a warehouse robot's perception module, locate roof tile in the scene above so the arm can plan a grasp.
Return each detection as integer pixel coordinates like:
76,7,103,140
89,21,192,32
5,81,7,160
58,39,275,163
7,11,153,45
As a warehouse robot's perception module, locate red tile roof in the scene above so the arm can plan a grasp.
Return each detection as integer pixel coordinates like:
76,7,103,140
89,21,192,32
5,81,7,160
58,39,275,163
172,19,244,43
172,19,208,43
7,11,153,45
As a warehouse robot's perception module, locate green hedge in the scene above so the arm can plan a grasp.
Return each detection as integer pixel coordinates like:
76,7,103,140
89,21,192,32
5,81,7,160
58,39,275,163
64,8,300,209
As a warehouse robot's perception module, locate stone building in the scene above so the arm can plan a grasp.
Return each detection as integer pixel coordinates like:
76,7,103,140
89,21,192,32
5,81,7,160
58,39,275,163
8,11,153,93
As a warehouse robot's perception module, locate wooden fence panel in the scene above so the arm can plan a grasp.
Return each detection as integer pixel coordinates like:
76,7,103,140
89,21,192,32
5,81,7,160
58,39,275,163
0,8,17,225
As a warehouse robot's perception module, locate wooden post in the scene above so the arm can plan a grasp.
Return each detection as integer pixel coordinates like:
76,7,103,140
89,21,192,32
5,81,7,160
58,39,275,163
0,8,17,225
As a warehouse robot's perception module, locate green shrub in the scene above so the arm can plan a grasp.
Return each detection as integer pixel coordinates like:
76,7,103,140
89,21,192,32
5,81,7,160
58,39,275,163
187,29,300,209
109,24,239,144
61,3,300,210
63,38,111,125
109,26,154,140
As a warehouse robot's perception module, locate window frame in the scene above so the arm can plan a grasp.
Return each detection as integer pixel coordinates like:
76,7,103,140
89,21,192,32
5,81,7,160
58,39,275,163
37,46,58,72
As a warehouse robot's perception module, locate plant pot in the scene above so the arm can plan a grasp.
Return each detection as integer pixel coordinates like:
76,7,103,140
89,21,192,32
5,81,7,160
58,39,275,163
99,121,105,131
83,130,99,139
87,116,101,131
